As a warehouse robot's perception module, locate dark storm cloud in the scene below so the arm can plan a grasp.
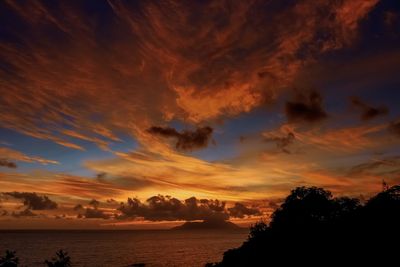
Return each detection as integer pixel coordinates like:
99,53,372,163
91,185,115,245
228,203,261,218
89,199,100,208
106,198,118,204
73,204,84,211
74,201,110,219
285,91,328,123
148,126,213,151
54,214,66,220
0,159,17,168
264,132,296,154
350,96,389,121
81,208,110,219
118,195,230,221
12,208,37,217
5,192,58,210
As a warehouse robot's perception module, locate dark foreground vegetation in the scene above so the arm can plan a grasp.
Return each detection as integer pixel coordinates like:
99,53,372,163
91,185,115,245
208,184,400,266
0,250,70,267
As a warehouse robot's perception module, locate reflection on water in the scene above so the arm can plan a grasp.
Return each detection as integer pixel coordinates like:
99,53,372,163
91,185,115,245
0,230,248,267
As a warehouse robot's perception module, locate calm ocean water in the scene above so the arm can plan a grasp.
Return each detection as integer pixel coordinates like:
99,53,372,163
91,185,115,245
0,230,248,267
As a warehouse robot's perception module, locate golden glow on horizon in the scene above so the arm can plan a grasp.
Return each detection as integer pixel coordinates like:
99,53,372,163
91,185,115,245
0,0,398,229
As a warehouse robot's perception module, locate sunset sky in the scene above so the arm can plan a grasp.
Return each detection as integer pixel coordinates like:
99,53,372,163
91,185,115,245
0,0,399,229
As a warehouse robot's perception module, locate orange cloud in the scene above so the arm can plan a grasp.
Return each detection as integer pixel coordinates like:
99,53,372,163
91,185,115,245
85,150,272,201
0,0,386,228
265,123,388,153
0,147,59,165
299,125,387,152
332,0,379,48
0,0,379,150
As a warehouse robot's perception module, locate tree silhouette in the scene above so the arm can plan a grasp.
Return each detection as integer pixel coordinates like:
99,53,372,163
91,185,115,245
270,186,335,229
0,250,19,267
209,184,400,266
44,250,71,267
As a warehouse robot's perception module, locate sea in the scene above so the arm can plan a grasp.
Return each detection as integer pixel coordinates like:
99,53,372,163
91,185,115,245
0,229,248,267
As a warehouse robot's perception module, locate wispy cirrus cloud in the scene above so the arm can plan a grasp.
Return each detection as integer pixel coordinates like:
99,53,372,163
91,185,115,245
264,123,388,154
0,147,59,165
264,132,296,154
0,0,378,150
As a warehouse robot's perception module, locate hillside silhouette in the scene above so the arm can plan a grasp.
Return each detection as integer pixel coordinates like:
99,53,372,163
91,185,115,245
208,184,400,266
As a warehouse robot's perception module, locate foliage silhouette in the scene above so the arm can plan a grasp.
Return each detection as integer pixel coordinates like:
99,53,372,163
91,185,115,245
208,185,400,266
0,250,19,267
44,250,71,267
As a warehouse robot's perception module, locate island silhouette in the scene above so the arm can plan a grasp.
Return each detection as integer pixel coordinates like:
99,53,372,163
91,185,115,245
172,218,241,231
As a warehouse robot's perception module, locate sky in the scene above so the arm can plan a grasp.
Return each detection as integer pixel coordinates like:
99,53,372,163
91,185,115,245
0,0,399,229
